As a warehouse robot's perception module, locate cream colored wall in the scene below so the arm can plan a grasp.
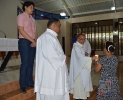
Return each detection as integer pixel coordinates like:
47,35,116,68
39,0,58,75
71,12,123,23
35,20,48,37
0,0,22,38
58,20,66,45
65,21,72,55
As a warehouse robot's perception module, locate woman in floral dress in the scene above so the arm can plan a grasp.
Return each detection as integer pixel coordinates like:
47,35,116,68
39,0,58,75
94,41,122,100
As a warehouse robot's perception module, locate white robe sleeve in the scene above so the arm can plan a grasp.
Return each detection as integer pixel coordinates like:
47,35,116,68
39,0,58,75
74,44,91,67
74,44,92,69
86,40,91,56
42,35,66,71
83,58,92,70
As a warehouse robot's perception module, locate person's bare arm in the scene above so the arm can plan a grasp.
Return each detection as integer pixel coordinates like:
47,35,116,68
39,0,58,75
34,30,38,41
94,61,102,72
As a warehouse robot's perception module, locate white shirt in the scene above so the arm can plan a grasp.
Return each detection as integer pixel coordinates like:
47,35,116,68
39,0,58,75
83,39,91,56
35,28,69,96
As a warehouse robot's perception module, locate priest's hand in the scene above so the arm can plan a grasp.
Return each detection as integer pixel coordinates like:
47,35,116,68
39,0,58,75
85,52,88,56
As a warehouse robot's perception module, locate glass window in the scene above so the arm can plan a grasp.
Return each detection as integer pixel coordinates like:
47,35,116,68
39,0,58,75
72,20,113,51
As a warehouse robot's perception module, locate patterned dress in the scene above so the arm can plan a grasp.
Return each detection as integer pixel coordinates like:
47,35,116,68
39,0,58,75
96,56,122,100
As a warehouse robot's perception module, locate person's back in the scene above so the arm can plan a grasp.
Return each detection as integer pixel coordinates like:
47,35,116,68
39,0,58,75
99,55,118,79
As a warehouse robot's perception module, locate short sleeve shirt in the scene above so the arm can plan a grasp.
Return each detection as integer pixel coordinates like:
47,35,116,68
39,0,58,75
17,12,36,39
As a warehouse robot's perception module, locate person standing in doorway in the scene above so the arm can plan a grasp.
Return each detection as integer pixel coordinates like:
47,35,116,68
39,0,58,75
17,1,38,93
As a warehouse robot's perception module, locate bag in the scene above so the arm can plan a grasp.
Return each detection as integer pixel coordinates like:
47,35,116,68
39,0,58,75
98,80,111,96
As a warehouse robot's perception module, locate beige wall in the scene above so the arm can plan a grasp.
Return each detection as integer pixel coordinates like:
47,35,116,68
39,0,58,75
0,0,22,38
35,20,48,37
71,12,123,23
65,21,72,55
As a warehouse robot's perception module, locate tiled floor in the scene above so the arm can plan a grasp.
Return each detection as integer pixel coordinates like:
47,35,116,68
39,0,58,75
0,62,100,85
0,65,35,85
0,62,122,99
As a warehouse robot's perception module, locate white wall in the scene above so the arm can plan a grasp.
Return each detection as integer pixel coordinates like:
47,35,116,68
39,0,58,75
35,20,48,37
0,0,22,38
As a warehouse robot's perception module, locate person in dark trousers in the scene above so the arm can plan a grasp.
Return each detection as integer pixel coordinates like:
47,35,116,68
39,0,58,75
17,1,38,93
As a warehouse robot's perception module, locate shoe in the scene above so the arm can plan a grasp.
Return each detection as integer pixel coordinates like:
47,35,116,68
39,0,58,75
20,87,26,94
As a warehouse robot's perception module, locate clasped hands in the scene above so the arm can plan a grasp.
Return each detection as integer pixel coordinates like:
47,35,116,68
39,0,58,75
30,40,36,47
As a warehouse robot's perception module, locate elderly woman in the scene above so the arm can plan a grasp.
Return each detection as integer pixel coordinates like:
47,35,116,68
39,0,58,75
94,41,122,100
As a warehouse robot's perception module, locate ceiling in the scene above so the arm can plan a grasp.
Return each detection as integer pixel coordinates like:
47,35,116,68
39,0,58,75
20,0,123,18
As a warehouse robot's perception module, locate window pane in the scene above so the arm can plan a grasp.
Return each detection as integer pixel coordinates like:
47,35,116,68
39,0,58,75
110,26,113,42
92,27,94,50
95,27,98,50
102,26,106,45
99,27,102,50
106,26,109,41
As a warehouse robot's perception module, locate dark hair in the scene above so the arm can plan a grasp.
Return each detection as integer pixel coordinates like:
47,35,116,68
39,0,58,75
77,34,85,39
105,41,115,52
47,18,59,28
22,1,35,11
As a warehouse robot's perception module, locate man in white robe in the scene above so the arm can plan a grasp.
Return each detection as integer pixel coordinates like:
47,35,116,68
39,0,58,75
81,32,91,57
69,34,97,100
35,18,69,100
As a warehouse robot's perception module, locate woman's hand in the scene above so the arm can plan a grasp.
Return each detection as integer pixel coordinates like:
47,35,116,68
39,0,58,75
91,55,98,61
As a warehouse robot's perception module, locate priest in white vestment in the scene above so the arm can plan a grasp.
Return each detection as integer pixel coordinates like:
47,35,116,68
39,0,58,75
34,18,69,100
69,34,97,100
81,32,91,57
